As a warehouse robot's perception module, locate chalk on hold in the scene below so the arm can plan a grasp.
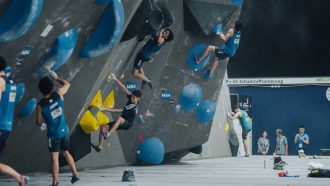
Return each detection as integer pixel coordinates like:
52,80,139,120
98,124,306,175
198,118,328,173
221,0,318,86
96,111,110,125
196,99,216,124
103,90,115,109
179,83,203,111
79,110,99,134
16,83,25,103
18,98,37,118
186,44,211,72
136,137,165,165
90,90,103,108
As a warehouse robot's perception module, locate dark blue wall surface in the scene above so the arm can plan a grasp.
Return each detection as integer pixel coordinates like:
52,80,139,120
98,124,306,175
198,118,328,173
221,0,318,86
230,86,330,155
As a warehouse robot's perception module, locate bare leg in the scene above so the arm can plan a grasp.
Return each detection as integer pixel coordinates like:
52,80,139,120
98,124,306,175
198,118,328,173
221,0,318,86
0,163,22,183
108,117,125,136
61,151,78,176
132,68,150,82
50,152,60,185
210,58,219,74
243,139,249,156
196,45,216,63
97,125,109,148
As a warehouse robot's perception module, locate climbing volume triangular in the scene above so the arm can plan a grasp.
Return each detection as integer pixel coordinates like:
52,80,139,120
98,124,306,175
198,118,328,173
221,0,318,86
79,110,99,134
103,90,115,109
96,111,110,125
90,90,103,108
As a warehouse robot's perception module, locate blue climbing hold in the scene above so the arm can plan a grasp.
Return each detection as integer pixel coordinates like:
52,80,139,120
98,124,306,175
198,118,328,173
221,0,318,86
18,98,37,118
213,23,223,34
187,44,211,72
4,66,11,77
136,137,165,165
16,83,26,103
196,99,216,124
231,0,243,8
0,0,43,42
80,0,125,58
179,83,203,112
33,28,78,78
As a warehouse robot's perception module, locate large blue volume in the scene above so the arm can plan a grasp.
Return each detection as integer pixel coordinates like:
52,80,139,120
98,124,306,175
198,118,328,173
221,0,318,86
187,44,211,72
136,137,165,165
0,0,43,43
33,29,78,78
80,0,125,58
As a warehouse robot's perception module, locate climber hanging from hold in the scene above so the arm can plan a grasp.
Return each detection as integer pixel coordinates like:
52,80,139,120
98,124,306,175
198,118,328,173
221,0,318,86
91,74,142,153
132,28,174,89
195,20,243,78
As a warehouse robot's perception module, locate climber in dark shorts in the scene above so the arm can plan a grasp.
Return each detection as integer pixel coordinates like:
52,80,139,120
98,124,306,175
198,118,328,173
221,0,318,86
196,20,243,78
91,74,142,152
132,28,174,89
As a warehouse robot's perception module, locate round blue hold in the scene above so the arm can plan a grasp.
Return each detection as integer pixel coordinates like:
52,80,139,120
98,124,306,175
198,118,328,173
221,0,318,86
196,99,216,124
213,23,223,34
187,44,211,72
179,83,203,111
136,137,165,165
4,66,11,76
18,98,37,118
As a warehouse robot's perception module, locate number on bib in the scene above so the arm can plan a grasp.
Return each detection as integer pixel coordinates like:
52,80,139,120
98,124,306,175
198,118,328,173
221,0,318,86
51,107,62,119
9,92,16,102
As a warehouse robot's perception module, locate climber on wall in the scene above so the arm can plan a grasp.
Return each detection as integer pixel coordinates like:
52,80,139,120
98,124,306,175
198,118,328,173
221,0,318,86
195,20,243,78
228,105,252,157
132,28,174,89
36,70,79,186
0,56,30,186
91,74,142,153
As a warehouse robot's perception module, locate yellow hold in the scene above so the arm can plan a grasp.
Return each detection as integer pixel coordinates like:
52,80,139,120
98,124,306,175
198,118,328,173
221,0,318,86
79,110,99,134
225,122,230,134
90,90,102,108
103,90,115,109
96,111,110,125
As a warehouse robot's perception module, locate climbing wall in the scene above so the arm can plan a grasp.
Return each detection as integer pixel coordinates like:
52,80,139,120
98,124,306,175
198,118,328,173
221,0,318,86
0,0,243,172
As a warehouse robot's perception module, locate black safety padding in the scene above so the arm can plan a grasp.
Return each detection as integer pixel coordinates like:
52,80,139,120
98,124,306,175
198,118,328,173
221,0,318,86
60,125,91,167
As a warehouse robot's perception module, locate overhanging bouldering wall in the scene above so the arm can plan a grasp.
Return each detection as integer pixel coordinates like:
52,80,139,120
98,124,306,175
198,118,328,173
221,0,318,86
0,0,243,173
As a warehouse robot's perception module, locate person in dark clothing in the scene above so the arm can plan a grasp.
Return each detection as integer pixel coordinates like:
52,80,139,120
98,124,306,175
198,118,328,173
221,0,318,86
132,28,174,89
92,74,142,152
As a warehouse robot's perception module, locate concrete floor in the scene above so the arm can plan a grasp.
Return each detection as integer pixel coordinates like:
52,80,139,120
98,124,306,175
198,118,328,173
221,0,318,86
1,156,330,186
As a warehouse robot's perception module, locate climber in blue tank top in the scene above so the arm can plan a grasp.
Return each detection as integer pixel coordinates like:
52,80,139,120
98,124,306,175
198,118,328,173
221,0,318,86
228,105,252,157
196,20,243,78
36,71,79,186
0,56,30,186
132,28,174,89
